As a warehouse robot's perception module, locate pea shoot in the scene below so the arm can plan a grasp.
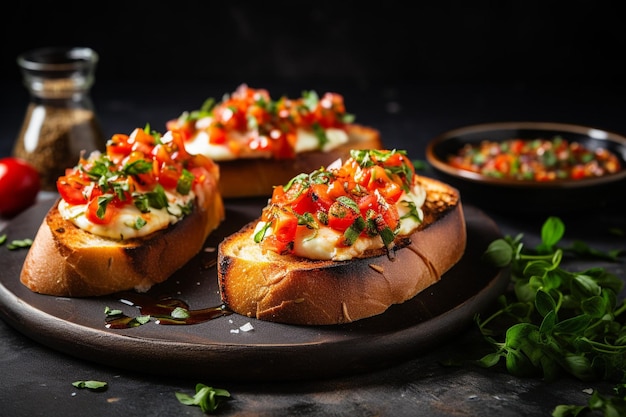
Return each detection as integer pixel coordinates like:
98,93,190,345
477,216,626,416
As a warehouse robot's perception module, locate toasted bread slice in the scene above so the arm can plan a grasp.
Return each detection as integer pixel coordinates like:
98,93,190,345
20,187,224,297
218,124,381,198
217,175,466,325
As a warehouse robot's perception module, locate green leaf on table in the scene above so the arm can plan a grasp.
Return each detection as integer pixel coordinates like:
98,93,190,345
176,383,231,413
474,215,626,412
72,380,108,391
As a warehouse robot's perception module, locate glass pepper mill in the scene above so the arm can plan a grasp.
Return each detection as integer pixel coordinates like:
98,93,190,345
12,47,106,191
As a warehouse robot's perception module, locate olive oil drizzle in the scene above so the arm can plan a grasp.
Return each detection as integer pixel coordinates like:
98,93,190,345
105,292,232,329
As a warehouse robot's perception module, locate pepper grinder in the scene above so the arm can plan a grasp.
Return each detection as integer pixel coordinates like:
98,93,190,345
12,46,106,191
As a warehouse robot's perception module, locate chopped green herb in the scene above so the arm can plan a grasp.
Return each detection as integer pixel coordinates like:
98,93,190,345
7,238,33,250
336,195,360,213
312,122,329,148
254,221,272,243
553,384,626,417
171,307,190,319
296,212,317,229
72,380,108,391
133,217,147,230
134,184,168,212
95,195,113,219
343,216,365,246
134,315,151,325
122,159,153,176
399,200,422,223
104,306,123,316
176,383,231,413
176,169,195,195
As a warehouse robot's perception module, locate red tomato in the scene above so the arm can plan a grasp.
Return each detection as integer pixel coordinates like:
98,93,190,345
328,200,360,232
166,119,194,141
262,209,298,254
0,157,41,218
157,165,181,190
57,171,90,205
309,183,334,212
85,196,116,224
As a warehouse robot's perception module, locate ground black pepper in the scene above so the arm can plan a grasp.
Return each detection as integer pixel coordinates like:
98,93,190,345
13,103,105,191
13,47,105,192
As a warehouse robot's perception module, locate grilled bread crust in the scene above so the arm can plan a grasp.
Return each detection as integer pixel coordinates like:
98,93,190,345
217,176,466,325
217,124,381,198
20,184,224,297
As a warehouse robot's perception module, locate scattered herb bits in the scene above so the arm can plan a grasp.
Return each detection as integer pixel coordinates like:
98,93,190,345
72,380,108,391
176,383,231,413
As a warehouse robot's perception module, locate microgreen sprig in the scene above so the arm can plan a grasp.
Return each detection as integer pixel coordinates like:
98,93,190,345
476,216,626,416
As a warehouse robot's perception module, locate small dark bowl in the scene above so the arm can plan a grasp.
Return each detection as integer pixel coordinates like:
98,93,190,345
425,122,626,213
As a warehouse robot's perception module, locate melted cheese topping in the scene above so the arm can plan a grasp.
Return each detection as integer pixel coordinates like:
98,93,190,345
184,123,349,161
255,185,427,261
58,190,195,240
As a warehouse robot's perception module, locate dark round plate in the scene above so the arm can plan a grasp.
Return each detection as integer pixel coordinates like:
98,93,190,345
426,122,626,213
0,197,507,382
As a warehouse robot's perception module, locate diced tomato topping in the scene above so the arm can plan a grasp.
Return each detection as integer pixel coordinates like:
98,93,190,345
261,209,298,254
166,84,352,159
158,165,181,189
258,150,416,254
56,126,220,226
166,119,194,141
327,200,360,232
357,194,378,216
85,197,116,225
309,183,334,213
380,202,400,232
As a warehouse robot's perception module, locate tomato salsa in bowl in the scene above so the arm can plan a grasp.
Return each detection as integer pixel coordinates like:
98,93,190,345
426,122,626,213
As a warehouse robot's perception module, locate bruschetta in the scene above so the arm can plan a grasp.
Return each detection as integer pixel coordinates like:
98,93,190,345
20,126,225,297
217,149,467,325
166,84,382,198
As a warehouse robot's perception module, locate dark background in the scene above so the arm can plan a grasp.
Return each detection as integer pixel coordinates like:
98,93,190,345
1,1,625,85
1,1,625,157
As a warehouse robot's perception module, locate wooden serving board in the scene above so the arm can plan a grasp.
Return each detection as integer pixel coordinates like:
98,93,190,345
0,197,507,382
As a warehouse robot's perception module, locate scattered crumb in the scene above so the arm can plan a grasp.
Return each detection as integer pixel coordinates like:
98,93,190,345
369,264,384,273
204,246,216,252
